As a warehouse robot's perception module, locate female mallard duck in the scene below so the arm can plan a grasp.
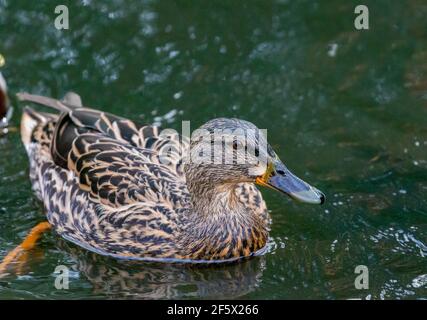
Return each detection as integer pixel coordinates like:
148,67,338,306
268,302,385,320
12,92,324,263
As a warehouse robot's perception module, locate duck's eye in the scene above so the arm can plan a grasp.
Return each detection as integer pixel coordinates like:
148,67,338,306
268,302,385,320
254,147,259,157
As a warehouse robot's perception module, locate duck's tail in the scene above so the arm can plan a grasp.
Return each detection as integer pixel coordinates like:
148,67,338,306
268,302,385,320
19,92,82,148
16,92,81,112
20,107,50,148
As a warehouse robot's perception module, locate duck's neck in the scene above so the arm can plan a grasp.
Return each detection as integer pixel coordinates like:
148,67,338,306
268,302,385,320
188,180,241,217
181,178,269,260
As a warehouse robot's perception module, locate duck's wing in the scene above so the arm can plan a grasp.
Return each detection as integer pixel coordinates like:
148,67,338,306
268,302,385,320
67,132,190,209
19,93,191,259
18,92,187,177
57,134,189,258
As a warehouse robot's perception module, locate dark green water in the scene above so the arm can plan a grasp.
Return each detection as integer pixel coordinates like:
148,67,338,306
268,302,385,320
0,0,426,299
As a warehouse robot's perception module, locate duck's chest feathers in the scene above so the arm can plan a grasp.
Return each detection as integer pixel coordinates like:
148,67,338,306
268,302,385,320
180,183,270,260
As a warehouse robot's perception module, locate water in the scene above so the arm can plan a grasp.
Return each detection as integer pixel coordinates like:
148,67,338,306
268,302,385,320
0,0,426,299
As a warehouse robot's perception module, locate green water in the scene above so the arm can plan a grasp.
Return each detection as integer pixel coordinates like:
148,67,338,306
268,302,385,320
0,0,426,299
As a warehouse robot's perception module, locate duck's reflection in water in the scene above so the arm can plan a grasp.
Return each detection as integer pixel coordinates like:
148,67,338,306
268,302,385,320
57,240,266,299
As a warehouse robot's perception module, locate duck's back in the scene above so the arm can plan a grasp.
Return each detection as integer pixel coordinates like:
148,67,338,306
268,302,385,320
20,94,191,260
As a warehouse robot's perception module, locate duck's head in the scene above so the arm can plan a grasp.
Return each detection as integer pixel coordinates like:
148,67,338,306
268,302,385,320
186,118,325,205
0,72,8,121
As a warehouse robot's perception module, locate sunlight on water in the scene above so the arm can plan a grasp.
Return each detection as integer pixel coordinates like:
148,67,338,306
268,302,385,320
0,0,426,299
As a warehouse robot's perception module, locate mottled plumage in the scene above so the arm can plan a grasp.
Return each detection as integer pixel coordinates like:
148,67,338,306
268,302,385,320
17,91,324,263
18,93,272,262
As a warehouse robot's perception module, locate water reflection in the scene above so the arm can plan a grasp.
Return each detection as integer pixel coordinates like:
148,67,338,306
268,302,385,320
57,240,265,299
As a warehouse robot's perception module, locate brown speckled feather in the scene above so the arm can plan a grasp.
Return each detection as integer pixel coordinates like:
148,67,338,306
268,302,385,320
19,93,270,262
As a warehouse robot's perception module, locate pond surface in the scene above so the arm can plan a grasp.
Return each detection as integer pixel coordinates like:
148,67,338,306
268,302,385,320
0,0,426,299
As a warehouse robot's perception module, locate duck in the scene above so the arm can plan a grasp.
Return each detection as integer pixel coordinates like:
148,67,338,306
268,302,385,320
9,92,325,264
0,72,12,132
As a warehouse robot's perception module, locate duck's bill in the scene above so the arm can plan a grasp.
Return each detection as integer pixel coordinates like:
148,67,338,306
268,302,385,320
256,161,325,205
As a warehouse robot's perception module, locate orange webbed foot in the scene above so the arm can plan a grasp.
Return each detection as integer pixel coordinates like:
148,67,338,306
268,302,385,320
0,221,51,277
